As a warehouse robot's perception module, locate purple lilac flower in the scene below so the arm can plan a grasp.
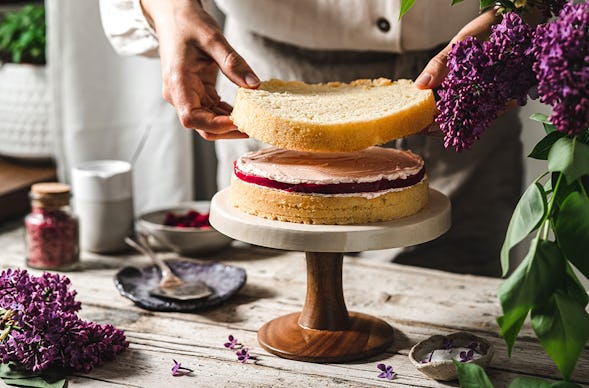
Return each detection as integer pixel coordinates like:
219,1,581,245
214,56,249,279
224,334,239,349
376,363,397,380
171,359,193,376
459,349,475,362
467,341,479,351
532,2,589,136
0,269,128,373
436,12,535,151
236,348,255,363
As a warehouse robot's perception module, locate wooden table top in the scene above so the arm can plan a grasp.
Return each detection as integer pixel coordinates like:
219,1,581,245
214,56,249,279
0,222,587,387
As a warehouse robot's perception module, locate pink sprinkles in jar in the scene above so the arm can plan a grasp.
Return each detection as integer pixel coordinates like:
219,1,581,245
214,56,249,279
25,182,79,270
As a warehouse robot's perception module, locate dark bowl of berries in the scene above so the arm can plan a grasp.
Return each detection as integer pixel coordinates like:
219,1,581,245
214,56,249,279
136,201,233,256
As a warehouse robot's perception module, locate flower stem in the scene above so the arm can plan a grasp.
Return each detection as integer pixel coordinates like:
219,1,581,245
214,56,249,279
542,172,563,240
578,178,588,198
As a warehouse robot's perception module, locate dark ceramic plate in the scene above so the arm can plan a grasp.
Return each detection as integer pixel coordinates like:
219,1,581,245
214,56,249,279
114,261,247,312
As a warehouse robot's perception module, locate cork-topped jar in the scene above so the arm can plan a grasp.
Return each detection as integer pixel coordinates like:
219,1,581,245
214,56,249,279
24,182,79,270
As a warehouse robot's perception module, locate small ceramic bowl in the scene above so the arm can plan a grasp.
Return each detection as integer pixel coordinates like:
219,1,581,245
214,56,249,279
136,201,233,256
408,331,494,381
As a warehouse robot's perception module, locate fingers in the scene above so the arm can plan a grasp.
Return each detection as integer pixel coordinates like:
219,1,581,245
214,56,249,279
415,44,451,89
418,122,443,138
415,9,499,90
180,106,249,141
195,15,260,89
146,1,256,140
195,129,249,141
181,109,234,132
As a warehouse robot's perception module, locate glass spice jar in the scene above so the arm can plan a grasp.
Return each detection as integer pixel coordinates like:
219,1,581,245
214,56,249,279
24,182,79,270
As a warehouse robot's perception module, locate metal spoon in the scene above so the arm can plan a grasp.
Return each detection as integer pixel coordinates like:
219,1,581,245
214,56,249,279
124,234,213,301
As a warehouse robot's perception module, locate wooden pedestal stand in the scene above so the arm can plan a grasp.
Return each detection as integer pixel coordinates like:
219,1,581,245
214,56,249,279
210,189,451,363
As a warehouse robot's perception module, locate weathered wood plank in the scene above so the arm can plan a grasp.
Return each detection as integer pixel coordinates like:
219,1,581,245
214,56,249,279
0,223,587,387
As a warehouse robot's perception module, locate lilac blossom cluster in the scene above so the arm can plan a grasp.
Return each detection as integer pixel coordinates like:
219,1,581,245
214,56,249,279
532,2,589,136
437,1,588,151
436,12,535,151
0,269,128,373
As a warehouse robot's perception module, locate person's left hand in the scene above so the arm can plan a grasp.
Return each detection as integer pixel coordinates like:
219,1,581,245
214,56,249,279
414,8,499,90
413,8,499,137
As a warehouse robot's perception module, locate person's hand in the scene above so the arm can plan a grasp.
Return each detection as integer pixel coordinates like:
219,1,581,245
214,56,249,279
414,8,498,137
414,8,498,90
141,0,260,140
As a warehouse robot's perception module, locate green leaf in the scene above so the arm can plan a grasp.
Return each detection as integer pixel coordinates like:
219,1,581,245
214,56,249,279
0,364,66,388
553,175,583,208
500,182,547,275
399,0,416,18
531,291,589,380
497,239,566,355
479,0,495,7
0,363,36,379
0,4,46,64
530,113,551,124
555,191,589,279
529,132,566,160
544,177,553,193
548,137,589,185
1,376,67,388
509,378,583,388
453,360,494,388
508,377,552,387
529,114,558,133
563,264,589,308
452,0,466,5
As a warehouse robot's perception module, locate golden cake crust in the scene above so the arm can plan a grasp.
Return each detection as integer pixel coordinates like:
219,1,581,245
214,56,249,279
231,79,436,152
229,176,429,225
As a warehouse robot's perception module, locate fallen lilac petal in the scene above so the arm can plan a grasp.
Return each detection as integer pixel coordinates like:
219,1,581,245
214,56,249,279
376,364,396,380
171,359,193,376
224,334,239,349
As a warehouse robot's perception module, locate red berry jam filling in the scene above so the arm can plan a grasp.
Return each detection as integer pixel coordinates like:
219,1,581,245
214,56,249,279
234,163,425,195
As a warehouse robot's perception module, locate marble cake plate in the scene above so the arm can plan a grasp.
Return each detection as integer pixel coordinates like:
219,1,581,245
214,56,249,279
209,188,451,252
208,188,452,364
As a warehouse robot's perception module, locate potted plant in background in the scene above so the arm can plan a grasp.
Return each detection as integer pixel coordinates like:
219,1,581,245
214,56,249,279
399,0,588,386
0,3,52,161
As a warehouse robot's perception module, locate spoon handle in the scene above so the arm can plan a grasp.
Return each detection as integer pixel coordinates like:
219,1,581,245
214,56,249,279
125,235,183,288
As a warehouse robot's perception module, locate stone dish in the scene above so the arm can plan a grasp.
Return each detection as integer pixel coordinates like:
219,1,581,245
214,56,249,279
408,331,494,381
114,260,246,312
137,201,233,256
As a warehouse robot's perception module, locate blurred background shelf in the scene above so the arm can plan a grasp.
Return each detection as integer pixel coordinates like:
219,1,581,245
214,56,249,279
0,156,56,223
0,1,42,13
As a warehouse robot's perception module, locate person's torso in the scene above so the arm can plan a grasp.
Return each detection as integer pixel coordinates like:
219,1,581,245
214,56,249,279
214,0,480,53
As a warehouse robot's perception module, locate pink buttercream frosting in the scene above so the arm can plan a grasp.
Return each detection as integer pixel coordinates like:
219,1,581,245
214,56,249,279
235,146,424,185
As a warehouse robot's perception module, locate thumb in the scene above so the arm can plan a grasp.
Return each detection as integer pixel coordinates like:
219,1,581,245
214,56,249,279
415,43,451,90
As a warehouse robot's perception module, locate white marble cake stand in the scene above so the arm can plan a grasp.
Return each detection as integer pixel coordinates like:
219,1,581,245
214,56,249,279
210,188,451,363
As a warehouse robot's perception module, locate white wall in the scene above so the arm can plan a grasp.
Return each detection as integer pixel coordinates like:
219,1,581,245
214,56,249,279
520,99,553,186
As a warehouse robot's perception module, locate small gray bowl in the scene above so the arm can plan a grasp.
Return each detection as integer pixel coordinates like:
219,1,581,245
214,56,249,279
408,331,494,381
136,201,233,256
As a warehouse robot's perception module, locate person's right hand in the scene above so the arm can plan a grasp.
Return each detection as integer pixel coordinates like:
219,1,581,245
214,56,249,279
140,0,260,140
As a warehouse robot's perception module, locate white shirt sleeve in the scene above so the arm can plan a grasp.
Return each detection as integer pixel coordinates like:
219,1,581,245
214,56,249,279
98,0,159,57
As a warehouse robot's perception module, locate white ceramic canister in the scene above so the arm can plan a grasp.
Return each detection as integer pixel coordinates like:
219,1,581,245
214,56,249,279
71,160,134,253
